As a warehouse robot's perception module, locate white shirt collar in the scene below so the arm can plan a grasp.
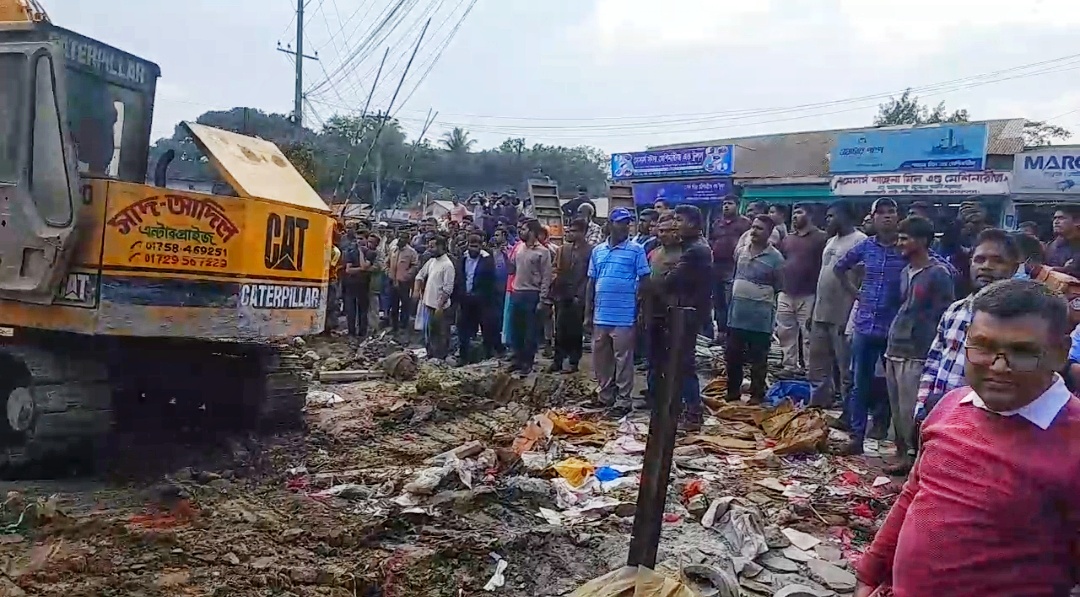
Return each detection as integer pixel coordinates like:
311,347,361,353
959,374,1072,430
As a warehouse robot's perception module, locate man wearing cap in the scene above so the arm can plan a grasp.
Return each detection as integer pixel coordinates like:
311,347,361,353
586,207,651,415
834,197,904,455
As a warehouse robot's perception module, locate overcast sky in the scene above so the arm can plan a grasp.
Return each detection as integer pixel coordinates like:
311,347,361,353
47,0,1080,153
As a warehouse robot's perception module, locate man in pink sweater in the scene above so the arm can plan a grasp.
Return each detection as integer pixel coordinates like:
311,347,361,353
856,278,1080,597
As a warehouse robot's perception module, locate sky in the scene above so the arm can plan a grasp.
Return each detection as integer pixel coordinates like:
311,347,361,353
45,0,1080,154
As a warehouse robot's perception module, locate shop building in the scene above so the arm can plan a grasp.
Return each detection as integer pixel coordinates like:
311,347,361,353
649,119,1028,228
1011,145,1080,236
609,145,735,219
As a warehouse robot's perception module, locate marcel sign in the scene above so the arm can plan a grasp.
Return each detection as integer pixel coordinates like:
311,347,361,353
1013,148,1080,194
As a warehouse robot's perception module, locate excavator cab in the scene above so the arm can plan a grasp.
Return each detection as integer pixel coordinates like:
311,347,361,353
0,34,80,304
0,6,160,306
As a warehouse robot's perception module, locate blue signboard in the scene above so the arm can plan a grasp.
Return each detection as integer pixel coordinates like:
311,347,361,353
830,124,989,173
611,146,733,181
632,178,731,206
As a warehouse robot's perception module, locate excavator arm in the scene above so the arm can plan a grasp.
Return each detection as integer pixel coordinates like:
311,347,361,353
0,4,82,304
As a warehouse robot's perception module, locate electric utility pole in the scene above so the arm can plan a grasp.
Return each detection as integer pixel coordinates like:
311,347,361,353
277,0,319,127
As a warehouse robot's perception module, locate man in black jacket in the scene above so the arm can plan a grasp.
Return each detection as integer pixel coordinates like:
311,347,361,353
661,205,714,431
454,233,498,365
548,218,593,373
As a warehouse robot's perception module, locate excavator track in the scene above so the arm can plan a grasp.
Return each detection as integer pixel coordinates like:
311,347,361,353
0,340,310,477
243,347,310,431
0,345,113,474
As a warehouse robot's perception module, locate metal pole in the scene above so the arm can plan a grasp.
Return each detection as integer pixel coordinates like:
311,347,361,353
294,0,305,126
627,306,695,569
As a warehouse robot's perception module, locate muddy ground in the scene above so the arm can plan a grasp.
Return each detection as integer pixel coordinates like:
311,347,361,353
0,334,895,596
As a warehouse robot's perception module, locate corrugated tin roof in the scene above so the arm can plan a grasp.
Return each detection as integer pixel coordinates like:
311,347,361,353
649,119,1027,181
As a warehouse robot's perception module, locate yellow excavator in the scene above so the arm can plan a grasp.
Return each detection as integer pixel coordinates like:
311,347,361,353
0,1,334,472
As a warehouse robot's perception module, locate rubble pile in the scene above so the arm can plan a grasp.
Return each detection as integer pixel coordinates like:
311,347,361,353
0,338,899,596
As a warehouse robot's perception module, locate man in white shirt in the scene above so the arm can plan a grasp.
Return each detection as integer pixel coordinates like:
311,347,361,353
734,201,782,254
414,235,456,360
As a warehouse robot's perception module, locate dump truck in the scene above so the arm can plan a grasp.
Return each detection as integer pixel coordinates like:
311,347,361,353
0,2,333,473
526,178,563,242
607,182,635,215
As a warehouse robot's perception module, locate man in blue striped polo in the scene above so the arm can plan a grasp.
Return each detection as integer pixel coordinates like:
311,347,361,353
585,208,651,415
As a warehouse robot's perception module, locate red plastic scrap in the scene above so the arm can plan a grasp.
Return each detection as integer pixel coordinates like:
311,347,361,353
837,470,862,486
851,502,874,519
663,513,682,523
286,477,309,493
681,479,707,501
828,525,854,548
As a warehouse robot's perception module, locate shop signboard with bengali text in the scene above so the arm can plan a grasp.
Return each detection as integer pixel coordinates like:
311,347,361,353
830,124,989,173
611,146,733,181
830,171,1010,197
1012,147,1080,194
631,178,731,206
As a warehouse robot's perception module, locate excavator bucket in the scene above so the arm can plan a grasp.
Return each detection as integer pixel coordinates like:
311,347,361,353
184,122,330,215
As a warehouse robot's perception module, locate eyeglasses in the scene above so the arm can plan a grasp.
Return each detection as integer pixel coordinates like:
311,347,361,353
963,342,1044,372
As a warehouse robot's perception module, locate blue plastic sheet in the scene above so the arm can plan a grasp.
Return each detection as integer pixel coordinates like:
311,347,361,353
763,379,813,409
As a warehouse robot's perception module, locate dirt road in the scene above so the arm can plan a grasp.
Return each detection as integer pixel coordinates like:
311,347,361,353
0,335,895,596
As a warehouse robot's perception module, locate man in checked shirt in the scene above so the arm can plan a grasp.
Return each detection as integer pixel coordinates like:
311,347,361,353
914,229,1020,428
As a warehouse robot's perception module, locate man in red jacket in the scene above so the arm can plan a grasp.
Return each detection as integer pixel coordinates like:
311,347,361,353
855,278,1080,597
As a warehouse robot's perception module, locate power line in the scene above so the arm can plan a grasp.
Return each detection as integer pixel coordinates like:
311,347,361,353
317,0,432,105
383,50,1080,125
307,0,417,95
311,0,438,105
392,0,477,115
312,57,1080,138
347,19,432,198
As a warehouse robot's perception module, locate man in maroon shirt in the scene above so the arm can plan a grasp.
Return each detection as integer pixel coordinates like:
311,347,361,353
709,195,750,340
856,278,1080,597
776,204,827,375
1047,204,1080,278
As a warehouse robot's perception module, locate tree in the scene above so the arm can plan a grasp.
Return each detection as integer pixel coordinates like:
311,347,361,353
440,127,476,152
498,137,527,158
282,143,318,188
1021,120,1072,148
872,91,1073,147
873,89,969,126
148,108,609,207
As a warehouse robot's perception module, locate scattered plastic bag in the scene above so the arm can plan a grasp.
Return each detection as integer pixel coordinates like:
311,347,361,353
763,380,812,409
552,477,600,509
681,479,708,501
553,457,595,488
548,412,601,436
305,390,343,407
403,464,453,495
512,414,555,455
484,557,508,591
594,466,621,483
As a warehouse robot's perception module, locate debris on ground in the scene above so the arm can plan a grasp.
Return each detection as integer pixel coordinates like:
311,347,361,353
0,335,900,596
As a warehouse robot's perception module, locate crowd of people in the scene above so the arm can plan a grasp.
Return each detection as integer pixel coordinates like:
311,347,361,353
707,196,1080,597
326,194,1080,448
325,192,1080,595
325,191,710,428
